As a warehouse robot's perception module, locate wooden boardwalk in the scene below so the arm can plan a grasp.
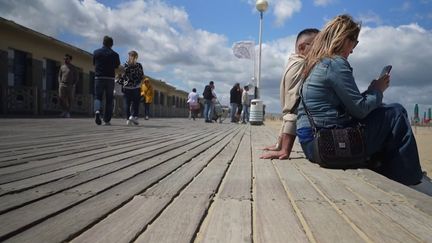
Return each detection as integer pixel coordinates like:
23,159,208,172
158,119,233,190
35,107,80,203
0,118,431,243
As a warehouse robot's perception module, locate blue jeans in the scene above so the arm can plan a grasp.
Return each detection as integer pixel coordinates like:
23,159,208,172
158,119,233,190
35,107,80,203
301,103,422,186
94,78,115,122
123,88,141,118
204,99,213,121
144,103,151,117
242,104,250,122
230,103,238,121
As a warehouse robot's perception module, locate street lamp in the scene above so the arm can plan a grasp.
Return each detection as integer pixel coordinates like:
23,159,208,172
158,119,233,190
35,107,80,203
249,0,268,125
255,0,268,99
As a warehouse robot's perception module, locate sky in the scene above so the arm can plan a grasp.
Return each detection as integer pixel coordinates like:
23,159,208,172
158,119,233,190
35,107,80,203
1,0,432,115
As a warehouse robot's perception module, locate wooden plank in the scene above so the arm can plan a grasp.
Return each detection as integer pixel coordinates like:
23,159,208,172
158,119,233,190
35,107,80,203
0,129,215,194
325,169,432,242
2,125,241,242
195,128,253,243
296,162,421,242
274,160,366,243
133,127,246,243
251,126,309,243
196,199,251,243
0,128,227,213
217,127,252,200
353,169,432,215
71,127,244,243
0,128,203,183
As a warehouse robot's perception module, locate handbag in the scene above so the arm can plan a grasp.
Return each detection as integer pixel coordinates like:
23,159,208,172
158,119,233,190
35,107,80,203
300,85,367,169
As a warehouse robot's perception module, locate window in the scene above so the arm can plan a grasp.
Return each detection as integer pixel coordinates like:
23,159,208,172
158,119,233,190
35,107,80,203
75,68,84,94
154,90,159,104
89,71,95,95
13,49,31,86
46,59,59,91
160,92,165,106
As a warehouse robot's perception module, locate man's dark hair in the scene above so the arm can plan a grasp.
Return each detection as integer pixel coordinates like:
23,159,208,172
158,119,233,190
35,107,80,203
296,28,320,43
209,81,214,85
64,54,72,60
192,88,196,92
103,36,114,48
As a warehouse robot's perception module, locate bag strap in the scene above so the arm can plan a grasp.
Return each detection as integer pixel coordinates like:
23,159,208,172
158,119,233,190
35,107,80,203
299,82,318,134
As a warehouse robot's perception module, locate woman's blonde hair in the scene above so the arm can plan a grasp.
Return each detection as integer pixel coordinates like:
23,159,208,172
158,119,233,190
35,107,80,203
303,14,361,78
128,50,138,64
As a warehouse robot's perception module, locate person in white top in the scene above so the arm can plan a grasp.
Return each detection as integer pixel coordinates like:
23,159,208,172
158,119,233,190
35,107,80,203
187,88,200,120
241,85,250,124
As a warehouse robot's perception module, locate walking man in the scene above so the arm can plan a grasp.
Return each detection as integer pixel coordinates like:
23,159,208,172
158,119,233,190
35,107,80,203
58,54,77,118
93,36,120,125
203,81,215,123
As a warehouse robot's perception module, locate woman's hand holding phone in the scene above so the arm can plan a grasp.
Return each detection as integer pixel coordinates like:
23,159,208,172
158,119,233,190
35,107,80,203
369,65,392,93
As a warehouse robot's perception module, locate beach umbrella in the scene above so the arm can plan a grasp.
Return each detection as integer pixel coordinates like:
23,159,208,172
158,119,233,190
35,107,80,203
428,108,431,123
414,104,420,123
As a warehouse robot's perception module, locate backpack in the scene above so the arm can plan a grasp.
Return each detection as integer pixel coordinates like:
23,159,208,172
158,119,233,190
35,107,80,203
203,85,213,100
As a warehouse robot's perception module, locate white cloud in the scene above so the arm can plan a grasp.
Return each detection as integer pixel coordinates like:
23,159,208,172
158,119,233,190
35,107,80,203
272,0,302,26
357,11,383,25
0,0,431,113
246,0,302,27
313,0,335,7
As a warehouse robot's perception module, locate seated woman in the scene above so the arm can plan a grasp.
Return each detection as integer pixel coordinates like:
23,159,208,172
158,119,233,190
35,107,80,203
296,14,432,196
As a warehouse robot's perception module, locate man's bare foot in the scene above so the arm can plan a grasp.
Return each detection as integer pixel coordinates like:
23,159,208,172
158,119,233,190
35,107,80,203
260,150,289,160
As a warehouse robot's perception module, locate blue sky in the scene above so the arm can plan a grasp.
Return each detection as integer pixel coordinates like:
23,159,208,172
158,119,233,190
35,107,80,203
1,0,432,115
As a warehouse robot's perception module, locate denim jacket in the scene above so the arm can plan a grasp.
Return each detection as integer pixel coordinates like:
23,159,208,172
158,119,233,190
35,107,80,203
297,56,383,133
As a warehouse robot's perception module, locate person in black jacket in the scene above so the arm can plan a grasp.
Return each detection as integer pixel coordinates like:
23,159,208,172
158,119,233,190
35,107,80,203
202,81,215,123
93,36,120,125
229,83,241,122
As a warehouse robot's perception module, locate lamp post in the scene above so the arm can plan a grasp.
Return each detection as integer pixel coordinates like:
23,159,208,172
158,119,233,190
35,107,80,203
249,0,268,125
255,0,268,99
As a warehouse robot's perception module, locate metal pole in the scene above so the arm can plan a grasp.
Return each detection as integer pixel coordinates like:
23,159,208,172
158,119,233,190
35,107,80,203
257,11,263,99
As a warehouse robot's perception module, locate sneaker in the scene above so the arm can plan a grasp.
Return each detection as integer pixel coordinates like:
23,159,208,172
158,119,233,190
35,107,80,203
129,116,139,125
103,122,111,126
132,116,139,125
145,116,149,120
59,111,66,118
126,119,132,126
410,175,432,196
95,111,102,125
64,112,71,118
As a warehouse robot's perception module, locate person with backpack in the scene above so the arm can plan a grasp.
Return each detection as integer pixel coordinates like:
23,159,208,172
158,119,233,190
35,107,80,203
202,81,215,123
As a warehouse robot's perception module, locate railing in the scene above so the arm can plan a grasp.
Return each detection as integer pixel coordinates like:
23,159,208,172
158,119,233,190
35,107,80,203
0,85,188,117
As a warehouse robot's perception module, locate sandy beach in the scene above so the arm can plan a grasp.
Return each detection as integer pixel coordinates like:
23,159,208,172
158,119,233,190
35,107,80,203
264,119,432,176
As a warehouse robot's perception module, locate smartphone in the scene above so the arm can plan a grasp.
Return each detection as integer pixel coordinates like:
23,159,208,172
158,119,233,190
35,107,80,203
379,65,392,78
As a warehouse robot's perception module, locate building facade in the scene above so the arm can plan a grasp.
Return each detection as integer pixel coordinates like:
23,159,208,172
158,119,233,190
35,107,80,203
0,17,188,117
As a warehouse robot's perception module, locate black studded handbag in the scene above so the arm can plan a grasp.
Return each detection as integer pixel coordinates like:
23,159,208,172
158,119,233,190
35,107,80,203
300,86,367,169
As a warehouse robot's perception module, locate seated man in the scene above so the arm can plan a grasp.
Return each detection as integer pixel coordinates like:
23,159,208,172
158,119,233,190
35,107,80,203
260,28,319,159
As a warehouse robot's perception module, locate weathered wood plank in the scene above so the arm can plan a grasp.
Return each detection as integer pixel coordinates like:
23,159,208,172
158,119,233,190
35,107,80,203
274,160,366,243
0,129,215,194
195,128,253,243
133,127,245,243
0,128,205,183
296,162,421,242
0,128,227,213
251,126,309,243
2,125,241,242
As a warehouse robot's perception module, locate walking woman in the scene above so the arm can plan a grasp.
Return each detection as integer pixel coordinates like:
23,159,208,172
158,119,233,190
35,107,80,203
141,77,153,120
117,50,144,125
